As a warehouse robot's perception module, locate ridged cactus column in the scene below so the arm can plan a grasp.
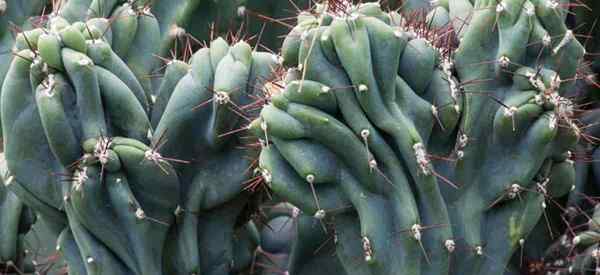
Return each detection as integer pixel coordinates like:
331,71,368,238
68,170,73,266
152,37,279,275
252,1,585,274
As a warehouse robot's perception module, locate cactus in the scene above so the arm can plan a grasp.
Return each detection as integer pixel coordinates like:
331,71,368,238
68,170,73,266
2,0,280,270
252,1,585,274
55,0,161,96
152,35,279,275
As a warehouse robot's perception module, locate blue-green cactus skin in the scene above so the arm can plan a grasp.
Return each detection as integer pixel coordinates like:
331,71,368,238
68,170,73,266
252,1,585,274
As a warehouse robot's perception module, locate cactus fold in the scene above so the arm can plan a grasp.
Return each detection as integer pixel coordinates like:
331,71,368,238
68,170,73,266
152,36,279,275
2,3,279,270
252,1,584,274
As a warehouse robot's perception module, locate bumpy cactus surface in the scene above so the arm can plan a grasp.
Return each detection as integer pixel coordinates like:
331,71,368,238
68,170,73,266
252,1,585,274
1,0,279,269
152,35,279,275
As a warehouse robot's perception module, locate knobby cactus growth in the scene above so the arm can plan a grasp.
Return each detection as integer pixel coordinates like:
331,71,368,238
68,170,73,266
152,36,279,275
252,0,586,274
55,0,161,95
1,0,279,271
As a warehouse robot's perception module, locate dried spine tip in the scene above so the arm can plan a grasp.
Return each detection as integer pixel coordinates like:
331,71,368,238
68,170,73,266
592,248,600,259
292,206,300,218
358,84,368,92
314,209,326,219
507,184,521,199
553,30,573,55
431,105,438,116
458,134,468,148
547,0,559,9
456,150,464,159
261,169,272,184
445,239,456,252
413,143,431,175
4,176,14,186
41,74,56,97
237,6,246,17
496,2,506,13
524,5,535,16
548,114,557,130
174,205,184,216
498,56,510,68
362,236,374,262
271,56,282,67
503,106,517,117
135,208,146,220
368,159,378,169
74,168,89,191
78,59,92,66
214,91,230,105
144,149,162,163
411,224,422,240
94,137,112,164
360,129,370,139
542,33,552,46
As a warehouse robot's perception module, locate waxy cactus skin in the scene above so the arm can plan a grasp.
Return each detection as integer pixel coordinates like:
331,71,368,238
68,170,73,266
0,2,278,271
253,1,585,274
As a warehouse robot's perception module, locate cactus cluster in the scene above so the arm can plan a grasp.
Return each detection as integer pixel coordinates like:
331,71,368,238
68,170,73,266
0,0,598,274
252,1,586,274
